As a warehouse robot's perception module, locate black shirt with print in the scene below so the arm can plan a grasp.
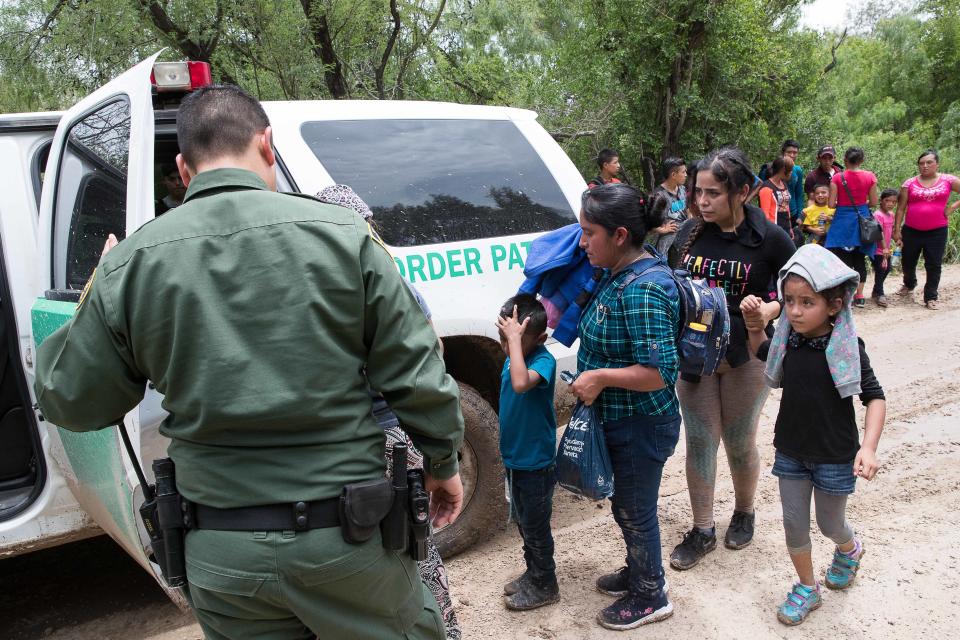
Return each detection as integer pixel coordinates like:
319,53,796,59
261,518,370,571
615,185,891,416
673,204,796,369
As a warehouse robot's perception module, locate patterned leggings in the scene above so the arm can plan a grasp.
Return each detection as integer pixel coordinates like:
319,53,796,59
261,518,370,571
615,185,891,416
677,359,769,529
374,399,462,640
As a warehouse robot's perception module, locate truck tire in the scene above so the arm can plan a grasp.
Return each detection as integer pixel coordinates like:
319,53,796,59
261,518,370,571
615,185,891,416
433,382,507,557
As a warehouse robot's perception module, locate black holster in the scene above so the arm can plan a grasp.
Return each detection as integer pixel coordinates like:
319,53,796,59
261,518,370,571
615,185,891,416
136,458,187,588
339,478,394,543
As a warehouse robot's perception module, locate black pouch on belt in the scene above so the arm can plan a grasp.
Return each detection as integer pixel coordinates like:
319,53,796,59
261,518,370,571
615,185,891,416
339,478,394,544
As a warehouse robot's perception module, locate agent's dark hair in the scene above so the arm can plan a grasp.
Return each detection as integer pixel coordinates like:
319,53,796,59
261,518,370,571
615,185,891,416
661,156,685,181
918,148,939,163
596,148,619,169
844,146,865,166
177,85,270,166
770,155,787,176
781,139,800,153
680,146,755,260
880,188,899,200
581,183,663,248
499,293,547,336
784,273,847,317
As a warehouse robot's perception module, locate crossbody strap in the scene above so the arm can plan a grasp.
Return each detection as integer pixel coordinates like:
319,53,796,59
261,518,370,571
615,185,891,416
839,171,860,212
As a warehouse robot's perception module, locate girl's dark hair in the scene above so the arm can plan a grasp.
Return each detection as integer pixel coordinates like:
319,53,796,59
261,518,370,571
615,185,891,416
581,183,663,248
597,148,619,169
679,146,754,261
660,156,685,181
844,146,865,165
880,188,899,200
918,148,939,163
770,155,787,176
784,273,847,317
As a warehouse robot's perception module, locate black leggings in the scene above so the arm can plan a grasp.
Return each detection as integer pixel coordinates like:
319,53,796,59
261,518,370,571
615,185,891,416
831,248,867,285
901,225,948,302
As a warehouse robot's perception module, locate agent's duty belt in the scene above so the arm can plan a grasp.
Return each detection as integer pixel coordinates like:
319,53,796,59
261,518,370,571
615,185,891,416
186,498,341,532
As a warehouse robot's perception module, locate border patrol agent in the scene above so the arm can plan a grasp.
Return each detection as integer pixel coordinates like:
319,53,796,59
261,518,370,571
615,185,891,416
35,85,465,639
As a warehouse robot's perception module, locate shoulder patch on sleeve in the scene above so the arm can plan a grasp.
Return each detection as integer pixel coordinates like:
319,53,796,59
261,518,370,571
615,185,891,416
77,268,96,309
367,223,393,258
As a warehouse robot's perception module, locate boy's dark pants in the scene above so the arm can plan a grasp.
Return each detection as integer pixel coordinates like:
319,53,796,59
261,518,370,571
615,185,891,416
901,225,948,302
871,255,891,297
509,465,557,587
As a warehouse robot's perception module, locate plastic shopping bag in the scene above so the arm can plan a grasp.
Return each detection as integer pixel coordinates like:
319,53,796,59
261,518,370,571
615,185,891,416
555,400,614,500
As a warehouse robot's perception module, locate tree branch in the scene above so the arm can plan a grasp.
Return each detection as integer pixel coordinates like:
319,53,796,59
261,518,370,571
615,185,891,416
823,27,848,74
376,0,402,99
395,0,446,98
300,0,349,98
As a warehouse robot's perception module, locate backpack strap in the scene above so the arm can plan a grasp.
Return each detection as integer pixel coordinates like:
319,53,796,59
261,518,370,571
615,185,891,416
614,248,673,301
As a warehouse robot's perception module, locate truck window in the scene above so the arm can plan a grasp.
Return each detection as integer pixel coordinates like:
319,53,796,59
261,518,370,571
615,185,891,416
300,119,576,247
52,99,130,289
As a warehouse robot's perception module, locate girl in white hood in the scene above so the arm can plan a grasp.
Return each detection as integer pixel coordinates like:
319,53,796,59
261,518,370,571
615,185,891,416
741,243,886,626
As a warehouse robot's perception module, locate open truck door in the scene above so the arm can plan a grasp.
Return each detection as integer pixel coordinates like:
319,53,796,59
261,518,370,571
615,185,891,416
30,53,170,585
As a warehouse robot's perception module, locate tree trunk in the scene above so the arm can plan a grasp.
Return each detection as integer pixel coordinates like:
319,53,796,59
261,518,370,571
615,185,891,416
300,0,349,99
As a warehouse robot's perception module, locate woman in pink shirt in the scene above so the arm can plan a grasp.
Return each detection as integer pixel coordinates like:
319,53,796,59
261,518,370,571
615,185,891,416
893,149,960,309
826,147,879,307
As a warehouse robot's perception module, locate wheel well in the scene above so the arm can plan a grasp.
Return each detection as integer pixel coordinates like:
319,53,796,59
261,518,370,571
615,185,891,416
442,335,504,413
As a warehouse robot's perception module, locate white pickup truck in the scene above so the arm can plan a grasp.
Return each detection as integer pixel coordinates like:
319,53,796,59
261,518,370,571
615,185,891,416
0,53,584,598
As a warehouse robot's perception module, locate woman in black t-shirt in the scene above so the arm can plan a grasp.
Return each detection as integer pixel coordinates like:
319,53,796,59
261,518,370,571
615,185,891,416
668,147,796,571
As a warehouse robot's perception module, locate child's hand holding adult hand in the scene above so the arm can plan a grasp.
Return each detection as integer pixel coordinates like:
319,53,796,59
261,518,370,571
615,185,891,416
495,305,529,344
854,447,879,480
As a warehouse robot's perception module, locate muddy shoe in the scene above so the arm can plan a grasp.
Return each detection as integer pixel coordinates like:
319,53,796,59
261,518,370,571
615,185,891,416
597,593,673,630
596,567,669,597
874,295,888,308
503,571,532,596
825,542,864,590
724,511,755,550
896,285,913,297
504,579,560,611
777,582,822,626
670,527,717,570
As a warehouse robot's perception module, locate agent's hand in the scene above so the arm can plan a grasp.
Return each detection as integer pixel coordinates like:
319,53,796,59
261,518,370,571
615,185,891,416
853,447,879,480
495,305,529,345
101,233,119,260
425,472,463,528
569,369,604,406
739,295,765,331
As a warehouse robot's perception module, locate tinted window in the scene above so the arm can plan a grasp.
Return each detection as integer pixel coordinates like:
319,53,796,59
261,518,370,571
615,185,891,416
301,119,576,246
53,99,130,289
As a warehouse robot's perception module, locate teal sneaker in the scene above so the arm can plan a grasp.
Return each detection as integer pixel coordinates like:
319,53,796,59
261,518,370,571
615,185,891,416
825,543,864,590
777,583,822,626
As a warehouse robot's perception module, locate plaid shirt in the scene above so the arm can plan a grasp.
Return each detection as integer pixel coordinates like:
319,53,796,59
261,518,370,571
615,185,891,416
577,264,680,422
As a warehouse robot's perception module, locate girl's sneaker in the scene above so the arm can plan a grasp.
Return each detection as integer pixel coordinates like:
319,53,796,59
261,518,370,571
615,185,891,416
825,542,865,590
597,593,673,630
777,582,822,626
854,296,866,308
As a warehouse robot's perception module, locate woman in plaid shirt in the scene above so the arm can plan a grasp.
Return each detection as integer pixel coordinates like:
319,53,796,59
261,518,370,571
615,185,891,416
570,184,681,630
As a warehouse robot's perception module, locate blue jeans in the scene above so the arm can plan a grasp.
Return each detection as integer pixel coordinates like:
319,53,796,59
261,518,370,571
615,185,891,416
603,412,681,598
508,465,557,586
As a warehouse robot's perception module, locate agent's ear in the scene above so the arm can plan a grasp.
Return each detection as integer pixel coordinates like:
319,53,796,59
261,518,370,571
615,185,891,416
175,154,195,187
536,332,548,345
258,126,276,167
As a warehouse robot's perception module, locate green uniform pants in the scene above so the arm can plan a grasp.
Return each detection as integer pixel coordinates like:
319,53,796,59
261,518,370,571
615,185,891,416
184,528,445,639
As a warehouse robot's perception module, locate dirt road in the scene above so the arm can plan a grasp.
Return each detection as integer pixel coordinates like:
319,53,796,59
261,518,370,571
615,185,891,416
4,266,959,640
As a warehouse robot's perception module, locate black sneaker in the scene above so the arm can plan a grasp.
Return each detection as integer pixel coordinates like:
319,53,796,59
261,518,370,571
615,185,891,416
597,593,673,630
504,579,560,611
669,528,717,571
724,511,755,550
503,571,532,596
596,566,629,596
596,567,670,597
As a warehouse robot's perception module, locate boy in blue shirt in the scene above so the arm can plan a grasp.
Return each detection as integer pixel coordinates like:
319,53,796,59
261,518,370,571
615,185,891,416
495,294,559,611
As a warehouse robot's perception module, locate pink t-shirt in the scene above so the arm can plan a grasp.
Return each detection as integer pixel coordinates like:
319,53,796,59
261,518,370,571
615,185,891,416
873,210,894,251
902,173,958,231
832,170,877,206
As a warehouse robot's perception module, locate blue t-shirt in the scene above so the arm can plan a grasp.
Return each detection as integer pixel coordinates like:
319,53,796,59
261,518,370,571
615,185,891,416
498,345,557,470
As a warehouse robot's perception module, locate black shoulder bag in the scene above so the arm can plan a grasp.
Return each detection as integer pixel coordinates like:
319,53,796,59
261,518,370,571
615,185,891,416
841,171,883,245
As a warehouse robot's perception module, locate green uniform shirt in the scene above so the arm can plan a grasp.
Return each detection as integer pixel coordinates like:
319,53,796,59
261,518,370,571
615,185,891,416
35,168,463,508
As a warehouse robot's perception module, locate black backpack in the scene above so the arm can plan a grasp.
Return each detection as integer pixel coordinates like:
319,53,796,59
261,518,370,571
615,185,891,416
615,248,730,378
